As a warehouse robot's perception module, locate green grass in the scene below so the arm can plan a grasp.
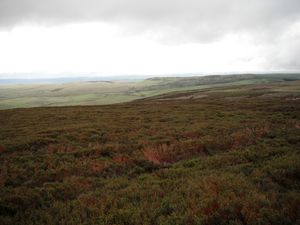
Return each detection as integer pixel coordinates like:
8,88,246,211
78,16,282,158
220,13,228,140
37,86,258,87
1,73,300,109
0,79,300,224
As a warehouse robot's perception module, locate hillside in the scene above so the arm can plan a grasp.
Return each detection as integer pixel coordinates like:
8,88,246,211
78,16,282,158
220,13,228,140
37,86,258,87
0,79,299,225
1,73,300,109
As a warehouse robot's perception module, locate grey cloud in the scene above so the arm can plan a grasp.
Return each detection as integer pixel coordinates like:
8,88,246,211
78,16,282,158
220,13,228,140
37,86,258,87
267,35,300,70
1,0,300,70
0,0,300,42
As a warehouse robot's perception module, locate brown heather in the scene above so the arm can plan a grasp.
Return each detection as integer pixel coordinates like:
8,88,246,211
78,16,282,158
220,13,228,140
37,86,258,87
0,80,300,225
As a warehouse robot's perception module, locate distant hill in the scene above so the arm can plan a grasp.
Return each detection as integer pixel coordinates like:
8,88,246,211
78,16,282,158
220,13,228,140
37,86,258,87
0,73,300,109
0,76,148,84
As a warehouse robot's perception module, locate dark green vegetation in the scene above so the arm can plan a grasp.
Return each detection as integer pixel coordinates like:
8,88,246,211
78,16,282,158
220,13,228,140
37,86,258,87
1,73,300,109
0,78,300,225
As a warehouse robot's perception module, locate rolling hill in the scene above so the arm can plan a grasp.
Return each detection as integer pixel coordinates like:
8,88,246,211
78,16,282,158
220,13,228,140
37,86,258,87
1,73,300,109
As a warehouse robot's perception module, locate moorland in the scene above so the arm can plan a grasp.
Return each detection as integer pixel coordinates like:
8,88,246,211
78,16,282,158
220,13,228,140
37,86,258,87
0,74,300,225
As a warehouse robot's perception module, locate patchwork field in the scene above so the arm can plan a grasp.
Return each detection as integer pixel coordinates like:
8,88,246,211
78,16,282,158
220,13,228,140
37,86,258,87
1,73,300,109
0,77,300,225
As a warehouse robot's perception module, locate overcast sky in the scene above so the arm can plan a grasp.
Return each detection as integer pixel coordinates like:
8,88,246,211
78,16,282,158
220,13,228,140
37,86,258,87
0,0,299,78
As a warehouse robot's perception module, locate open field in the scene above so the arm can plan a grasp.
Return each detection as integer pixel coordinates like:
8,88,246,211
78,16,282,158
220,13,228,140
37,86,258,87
0,78,300,225
1,73,300,109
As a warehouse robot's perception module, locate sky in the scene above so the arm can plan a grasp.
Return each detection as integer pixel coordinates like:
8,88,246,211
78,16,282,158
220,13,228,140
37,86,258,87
0,0,300,78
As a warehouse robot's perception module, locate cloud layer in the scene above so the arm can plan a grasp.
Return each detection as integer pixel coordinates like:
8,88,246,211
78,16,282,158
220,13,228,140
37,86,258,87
0,0,299,73
1,0,300,42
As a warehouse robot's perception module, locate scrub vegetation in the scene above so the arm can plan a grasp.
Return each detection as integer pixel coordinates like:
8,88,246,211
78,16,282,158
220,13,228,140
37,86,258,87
0,77,300,225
